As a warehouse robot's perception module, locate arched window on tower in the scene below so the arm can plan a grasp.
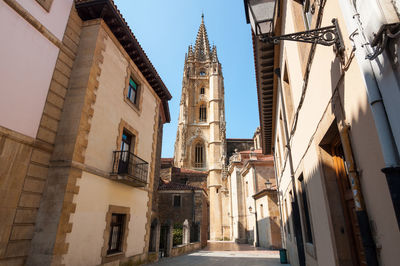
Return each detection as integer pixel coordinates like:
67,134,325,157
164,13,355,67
199,104,207,122
200,87,205,95
194,143,205,168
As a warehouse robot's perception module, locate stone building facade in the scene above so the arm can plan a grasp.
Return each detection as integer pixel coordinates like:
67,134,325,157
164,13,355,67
1,0,171,265
0,1,77,264
245,0,400,265
148,159,208,258
226,132,281,248
173,16,227,241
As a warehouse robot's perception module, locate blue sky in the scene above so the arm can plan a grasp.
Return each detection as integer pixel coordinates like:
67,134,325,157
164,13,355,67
114,0,259,158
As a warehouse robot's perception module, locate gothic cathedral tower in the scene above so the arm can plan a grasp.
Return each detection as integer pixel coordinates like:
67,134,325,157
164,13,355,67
173,15,227,240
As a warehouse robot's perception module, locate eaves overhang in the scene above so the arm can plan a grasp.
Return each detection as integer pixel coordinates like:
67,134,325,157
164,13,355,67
252,188,276,199
75,0,172,122
252,33,277,155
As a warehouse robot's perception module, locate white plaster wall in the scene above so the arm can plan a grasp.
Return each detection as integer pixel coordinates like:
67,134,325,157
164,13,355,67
16,0,73,40
303,145,336,266
84,33,158,173
230,168,239,240
341,31,400,266
256,196,271,248
64,172,148,266
0,2,62,137
281,1,304,108
243,168,256,241
275,0,400,264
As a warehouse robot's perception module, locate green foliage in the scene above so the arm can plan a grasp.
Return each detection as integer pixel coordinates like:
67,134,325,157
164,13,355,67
173,223,183,246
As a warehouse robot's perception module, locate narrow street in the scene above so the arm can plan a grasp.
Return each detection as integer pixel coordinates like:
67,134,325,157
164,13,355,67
146,242,290,266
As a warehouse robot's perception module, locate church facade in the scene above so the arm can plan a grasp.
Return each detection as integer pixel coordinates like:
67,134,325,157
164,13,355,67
173,16,228,240
172,16,281,246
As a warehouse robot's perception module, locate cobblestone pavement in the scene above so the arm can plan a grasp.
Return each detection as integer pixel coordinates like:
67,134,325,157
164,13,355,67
146,242,290,266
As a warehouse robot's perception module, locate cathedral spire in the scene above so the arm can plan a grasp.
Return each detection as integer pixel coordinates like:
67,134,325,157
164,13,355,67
211,45,219,62
194,14,211,61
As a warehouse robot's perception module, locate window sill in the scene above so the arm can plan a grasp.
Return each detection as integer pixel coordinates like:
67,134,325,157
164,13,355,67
106,251,124,258
103,251,125,264
124,97,141,115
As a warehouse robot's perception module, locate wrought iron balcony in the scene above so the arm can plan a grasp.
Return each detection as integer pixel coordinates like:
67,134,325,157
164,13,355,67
111,150,148,187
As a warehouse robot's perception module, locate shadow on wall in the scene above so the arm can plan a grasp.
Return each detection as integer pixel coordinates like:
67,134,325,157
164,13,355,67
293,91,387,266
237,221,247,243
279,45,392,266
247,229,254,244
257,217,281,249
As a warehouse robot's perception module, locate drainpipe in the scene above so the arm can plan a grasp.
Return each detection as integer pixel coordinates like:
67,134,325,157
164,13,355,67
275,70,306,266
339,124,379,266
273,148,286,248
338,0,400,229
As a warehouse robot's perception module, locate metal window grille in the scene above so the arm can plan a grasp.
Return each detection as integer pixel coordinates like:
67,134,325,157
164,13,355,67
112,150,148,183
107,214,125,254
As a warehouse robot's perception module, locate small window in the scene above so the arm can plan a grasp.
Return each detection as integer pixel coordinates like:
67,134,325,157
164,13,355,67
194,143,204,168
127,78,138,105
260,204,264,218
199,71,206,76
107,214,126,254
173,195,181,207
299,175,313,244
283,63,294,125
199,105,207,122
200,87,205,95
284,199,291,237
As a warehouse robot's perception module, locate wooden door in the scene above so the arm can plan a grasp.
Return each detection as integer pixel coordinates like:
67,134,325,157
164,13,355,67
332,141,367,266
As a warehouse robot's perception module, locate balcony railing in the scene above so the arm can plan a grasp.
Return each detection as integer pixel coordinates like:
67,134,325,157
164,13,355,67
111,150,148,187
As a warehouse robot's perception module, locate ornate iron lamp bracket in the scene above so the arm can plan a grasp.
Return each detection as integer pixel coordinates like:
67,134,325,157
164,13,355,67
261,18,344,52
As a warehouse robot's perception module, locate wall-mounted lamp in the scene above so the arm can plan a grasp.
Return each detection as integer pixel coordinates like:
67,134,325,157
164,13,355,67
245,0,344,51
265,179,272,189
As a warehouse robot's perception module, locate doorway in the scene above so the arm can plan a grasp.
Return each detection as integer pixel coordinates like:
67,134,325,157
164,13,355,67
331,139,367,266
159,225,170,258
320,122,367,266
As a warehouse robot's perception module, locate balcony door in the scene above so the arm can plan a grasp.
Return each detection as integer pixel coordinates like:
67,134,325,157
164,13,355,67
119,130,135,174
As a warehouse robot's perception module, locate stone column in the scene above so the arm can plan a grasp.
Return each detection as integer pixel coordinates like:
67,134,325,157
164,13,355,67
184,219,190,244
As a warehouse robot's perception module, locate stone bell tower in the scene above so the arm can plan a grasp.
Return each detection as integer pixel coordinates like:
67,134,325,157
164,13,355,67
173,15,227,240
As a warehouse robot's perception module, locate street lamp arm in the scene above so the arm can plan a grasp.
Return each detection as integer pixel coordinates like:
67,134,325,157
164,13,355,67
261,19,344,51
